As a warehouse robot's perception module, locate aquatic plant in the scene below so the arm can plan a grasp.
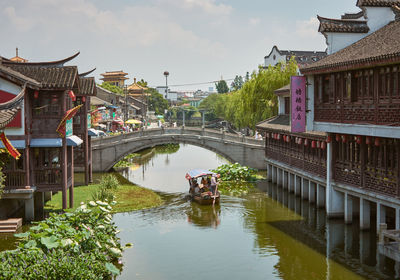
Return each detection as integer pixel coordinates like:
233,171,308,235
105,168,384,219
0,200,127,279
212,163,257,182
91,174,118,201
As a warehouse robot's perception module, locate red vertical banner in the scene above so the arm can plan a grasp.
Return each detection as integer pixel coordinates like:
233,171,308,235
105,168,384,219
291,76,307,133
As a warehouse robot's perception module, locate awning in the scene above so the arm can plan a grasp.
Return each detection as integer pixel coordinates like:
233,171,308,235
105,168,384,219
0,140,26,149
30,135,83,147
108,105,119,109
88,128,99,136
66,135,83,147
125,119,141,124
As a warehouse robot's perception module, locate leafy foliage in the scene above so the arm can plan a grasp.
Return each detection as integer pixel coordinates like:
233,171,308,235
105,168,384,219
217,181,254,196
91,174,118,202
0,151,10,198
98,82,123,95
200,59,298,128
114,153,140,168
147,88,169,115
215,80,229,93
230,75,244,91
212,163,257,182
0,201,125,279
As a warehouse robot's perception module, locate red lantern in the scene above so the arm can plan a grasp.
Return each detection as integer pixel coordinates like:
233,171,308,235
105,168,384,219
341,135,347,143
68,90,76,101
298,138,303,145
321,141,327,150
375,137,380,146
366,136,372,145
326,135,332,143
283,135,287,142
304,139,309,146
335,134,340,142
311,140,316,148
82,96,86,102
34,90,39,99
356,136,361,144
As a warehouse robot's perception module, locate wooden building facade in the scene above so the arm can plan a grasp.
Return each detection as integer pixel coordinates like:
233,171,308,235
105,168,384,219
0,53,96,219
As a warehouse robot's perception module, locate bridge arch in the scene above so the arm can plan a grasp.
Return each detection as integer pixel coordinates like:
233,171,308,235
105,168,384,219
91,127,266,172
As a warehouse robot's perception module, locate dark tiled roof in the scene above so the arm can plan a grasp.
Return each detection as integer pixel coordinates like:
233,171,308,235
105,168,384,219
357,0,400,7
5,65,78,89
78,77,96,96
256,115,326,137
318,16,369,33
0,64,40,89
301,20,400,74
2,52,80,67
0,87,24,129
341,11,364,19
79,68,96,77
274,84,290,96
264,46,327,65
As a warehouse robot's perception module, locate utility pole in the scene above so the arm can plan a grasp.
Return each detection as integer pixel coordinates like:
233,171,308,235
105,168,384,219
164,71,169,99
124,85,128,131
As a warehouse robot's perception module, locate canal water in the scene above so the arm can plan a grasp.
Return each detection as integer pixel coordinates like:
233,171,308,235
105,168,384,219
115,144,399,280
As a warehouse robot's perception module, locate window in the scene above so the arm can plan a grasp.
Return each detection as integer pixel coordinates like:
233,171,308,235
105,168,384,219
33,92,61,116
34,148,61,168
322,75,331,103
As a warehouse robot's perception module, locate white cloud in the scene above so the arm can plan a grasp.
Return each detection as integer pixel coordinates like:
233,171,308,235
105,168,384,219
181,0,233,16
249,17,261,26
296,17,320,39
3,6,33,31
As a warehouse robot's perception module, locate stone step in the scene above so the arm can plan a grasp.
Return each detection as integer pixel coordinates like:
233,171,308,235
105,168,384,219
0,218,22,233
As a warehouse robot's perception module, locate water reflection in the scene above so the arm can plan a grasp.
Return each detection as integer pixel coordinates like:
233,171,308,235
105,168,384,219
114,144,398,280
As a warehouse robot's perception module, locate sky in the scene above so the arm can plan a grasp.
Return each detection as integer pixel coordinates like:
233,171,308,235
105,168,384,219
0,0,360,91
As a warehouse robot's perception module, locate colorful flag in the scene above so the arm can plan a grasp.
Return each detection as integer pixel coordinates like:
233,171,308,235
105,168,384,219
0,132,21,160
56,104,83,137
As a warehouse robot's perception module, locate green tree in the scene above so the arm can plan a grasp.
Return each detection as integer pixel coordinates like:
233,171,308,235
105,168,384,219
215,80,229,93
137,79,148,87
98,82,123,95
230,75,244,91
147,88,168,115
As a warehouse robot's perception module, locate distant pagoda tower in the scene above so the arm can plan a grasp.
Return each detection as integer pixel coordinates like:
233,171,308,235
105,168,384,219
9,48,28,63
100,70,129,87
127,77,147,97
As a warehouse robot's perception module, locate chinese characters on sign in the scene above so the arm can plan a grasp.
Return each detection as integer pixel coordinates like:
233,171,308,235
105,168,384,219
291,76,306,133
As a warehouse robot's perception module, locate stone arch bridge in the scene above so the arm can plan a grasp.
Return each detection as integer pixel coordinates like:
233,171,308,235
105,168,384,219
91,127,265,172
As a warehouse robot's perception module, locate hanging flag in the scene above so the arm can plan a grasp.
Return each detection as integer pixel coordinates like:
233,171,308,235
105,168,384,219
0,132,21,160
56,104,83,137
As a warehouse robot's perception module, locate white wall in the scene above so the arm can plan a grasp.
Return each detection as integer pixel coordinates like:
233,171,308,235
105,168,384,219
278,96,286,115
326,32,366,54
0,77,24,135
264,47,286,67
364,7,395,34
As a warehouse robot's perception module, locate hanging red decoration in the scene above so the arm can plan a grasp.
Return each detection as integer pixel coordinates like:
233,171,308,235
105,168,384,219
341,135,347,143
304,139,309,146
311,140,316,148
356,136,361,144
326,135,332,143
321,141,327,150
366,136,372,145
82,96,86,102
335,134,340,142
298,138,303,145
283,135,287,142
68,90,76,101
375,137,380,146
34,91,39,99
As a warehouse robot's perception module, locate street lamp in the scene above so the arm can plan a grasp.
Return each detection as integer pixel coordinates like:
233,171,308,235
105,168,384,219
163,71,169,99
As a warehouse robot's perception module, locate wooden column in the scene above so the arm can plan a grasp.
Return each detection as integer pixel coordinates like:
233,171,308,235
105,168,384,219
84,102,89,186
360,136,366,189
24,88,31,187
61,91,68,210
69,146,74,208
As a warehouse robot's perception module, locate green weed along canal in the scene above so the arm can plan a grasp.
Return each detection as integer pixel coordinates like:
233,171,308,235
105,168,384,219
114,144,395,280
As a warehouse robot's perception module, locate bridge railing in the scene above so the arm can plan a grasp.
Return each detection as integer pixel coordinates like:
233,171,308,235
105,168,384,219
92,127,264,147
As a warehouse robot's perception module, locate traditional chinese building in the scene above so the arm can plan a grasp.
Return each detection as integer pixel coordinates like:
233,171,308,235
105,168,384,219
259,0,400,232
0,52,96,220
100,70,129,87
127,78,148,117
264,46,327,68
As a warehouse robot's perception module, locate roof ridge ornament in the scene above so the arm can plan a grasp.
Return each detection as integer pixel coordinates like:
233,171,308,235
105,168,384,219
392,4,400,20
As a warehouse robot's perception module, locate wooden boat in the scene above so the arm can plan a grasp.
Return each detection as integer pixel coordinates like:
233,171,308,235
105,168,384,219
186,169,220,205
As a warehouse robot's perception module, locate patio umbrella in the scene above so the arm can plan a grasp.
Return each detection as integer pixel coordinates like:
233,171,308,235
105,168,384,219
125,119,141,124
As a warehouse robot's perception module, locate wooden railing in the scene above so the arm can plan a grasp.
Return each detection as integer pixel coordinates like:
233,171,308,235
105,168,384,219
4,171,26,189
